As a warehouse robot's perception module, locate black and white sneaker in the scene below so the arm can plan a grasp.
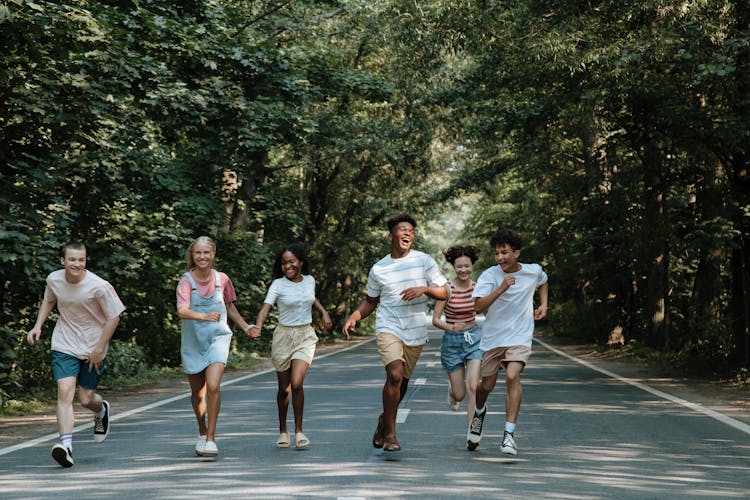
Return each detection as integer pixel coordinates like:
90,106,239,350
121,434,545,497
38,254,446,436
93,400,110,443
500,431,518,455
466,408,486,450
51,444,74,468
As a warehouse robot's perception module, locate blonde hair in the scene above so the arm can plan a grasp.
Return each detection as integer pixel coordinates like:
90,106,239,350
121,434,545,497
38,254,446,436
185,236,216,271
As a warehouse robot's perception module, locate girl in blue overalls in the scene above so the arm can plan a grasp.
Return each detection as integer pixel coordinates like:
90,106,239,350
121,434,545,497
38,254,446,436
177,236,252,458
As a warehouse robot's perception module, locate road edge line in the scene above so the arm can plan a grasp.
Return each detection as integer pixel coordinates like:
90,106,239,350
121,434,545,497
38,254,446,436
0,336,375,457
534,337,750,436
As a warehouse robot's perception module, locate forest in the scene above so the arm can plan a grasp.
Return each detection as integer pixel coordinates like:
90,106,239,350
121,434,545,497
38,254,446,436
1,0,749,407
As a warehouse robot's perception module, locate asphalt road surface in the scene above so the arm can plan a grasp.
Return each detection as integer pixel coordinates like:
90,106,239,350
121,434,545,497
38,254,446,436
1,333,749,499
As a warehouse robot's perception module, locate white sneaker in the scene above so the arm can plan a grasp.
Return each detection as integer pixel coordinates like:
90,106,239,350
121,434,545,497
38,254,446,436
204,440,218,457
501,431,518,456
92,400,110,443
466,408,486,450
195,436,207,456
51,444,74,468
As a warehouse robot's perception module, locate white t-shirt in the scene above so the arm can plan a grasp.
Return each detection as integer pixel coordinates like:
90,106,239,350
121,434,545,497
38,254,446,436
366,250,447,346
473,263,547,349
46,269,126,359
264,274,316,326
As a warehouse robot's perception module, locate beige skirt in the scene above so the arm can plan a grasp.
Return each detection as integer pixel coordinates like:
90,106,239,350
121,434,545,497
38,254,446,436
271,324,319,372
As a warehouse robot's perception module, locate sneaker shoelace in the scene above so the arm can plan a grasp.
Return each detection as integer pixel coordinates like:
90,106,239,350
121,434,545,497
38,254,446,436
94,416,104,432
469,415,483,434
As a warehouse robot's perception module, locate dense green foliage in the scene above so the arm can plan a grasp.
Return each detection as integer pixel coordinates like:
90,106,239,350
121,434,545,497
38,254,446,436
1,0,749,406
394,0,750,371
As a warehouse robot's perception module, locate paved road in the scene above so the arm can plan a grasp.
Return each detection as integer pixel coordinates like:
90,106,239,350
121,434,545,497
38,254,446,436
1,335,749,499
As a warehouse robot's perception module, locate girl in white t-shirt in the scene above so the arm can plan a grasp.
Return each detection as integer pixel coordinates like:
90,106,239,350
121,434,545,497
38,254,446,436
248,244,332,449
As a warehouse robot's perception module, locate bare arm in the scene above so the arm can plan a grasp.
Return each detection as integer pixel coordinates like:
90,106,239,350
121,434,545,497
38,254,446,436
226,302,252,334
474,275,515,312
342,295,379,338
534,281,549,320
87,315,120,372
313,298,333,332
246,302,272,339
178,305,221,322
26,294,56,346
401,283,449,302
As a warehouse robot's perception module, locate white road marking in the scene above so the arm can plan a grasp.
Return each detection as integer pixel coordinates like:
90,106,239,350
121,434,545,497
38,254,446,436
413,378,426,385
425,361,439,368
534,337,750,436
396,408,410,423
0,337,374,457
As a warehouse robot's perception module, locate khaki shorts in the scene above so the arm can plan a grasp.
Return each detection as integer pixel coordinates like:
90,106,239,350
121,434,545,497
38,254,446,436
376,332,424,379
480,345,532,377
271,324,318,372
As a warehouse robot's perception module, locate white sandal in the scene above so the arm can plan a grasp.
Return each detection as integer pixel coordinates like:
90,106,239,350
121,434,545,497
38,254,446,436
276,432,291,448
295,432,310,449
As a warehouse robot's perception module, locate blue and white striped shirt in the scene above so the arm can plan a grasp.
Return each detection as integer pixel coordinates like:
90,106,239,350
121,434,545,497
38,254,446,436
366,250,447,345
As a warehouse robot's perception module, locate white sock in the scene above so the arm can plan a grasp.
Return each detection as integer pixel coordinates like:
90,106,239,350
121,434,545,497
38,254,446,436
474,405,486,415
505,422,516,434
96,404,106,418
60,433,73,451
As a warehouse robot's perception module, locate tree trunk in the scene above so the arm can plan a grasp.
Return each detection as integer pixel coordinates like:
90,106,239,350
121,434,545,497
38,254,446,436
688,157,727,348
730,153,750,365
642,145,670,350
230,150,269,231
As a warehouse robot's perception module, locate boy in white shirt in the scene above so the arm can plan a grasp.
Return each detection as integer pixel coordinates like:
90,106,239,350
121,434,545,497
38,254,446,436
27,242,126,467
466,229,548,455
343,214,448,452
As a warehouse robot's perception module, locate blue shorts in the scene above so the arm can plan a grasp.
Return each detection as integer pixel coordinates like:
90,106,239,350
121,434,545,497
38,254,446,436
440,326,482,372
52,351,105,390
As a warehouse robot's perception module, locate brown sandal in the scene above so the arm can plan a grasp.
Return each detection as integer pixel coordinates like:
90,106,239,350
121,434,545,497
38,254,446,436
372,413,385,449
383,435,401,452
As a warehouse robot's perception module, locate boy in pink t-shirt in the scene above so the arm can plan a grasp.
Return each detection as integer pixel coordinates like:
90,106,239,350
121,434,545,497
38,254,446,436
27,242,126,468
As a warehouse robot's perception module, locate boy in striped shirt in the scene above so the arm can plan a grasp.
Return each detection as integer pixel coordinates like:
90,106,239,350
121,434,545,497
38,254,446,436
343,214,448,452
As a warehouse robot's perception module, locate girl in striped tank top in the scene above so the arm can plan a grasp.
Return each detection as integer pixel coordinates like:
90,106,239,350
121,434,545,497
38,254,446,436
432,245,482,425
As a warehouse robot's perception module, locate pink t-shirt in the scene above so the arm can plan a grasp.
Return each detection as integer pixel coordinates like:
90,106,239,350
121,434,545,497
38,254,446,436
46,269,126,359
176,270,237,309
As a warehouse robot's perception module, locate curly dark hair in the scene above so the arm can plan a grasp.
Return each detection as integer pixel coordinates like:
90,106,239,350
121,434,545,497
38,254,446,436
443,245,480,265
272,243,311,279
489,229,522,250
386,213,417,232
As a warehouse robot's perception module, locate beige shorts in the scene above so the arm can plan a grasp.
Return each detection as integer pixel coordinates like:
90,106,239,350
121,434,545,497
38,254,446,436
376,332,424,380
480,345,532,377
271,324,318,372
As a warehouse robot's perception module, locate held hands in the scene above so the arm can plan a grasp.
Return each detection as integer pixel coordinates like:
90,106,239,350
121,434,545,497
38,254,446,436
246,324,262,340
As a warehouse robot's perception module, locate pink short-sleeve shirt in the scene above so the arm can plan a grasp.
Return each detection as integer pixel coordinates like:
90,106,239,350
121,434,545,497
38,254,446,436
176,270,237,309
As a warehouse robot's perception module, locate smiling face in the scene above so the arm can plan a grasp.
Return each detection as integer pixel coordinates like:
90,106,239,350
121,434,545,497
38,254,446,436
494,244,521,273
280,251,303,282
453,255,473,281
61,247,87,283
388,221,415,257
191,242,215,272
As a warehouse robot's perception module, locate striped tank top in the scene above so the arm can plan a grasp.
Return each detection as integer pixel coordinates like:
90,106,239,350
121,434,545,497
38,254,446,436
444,281,476,325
